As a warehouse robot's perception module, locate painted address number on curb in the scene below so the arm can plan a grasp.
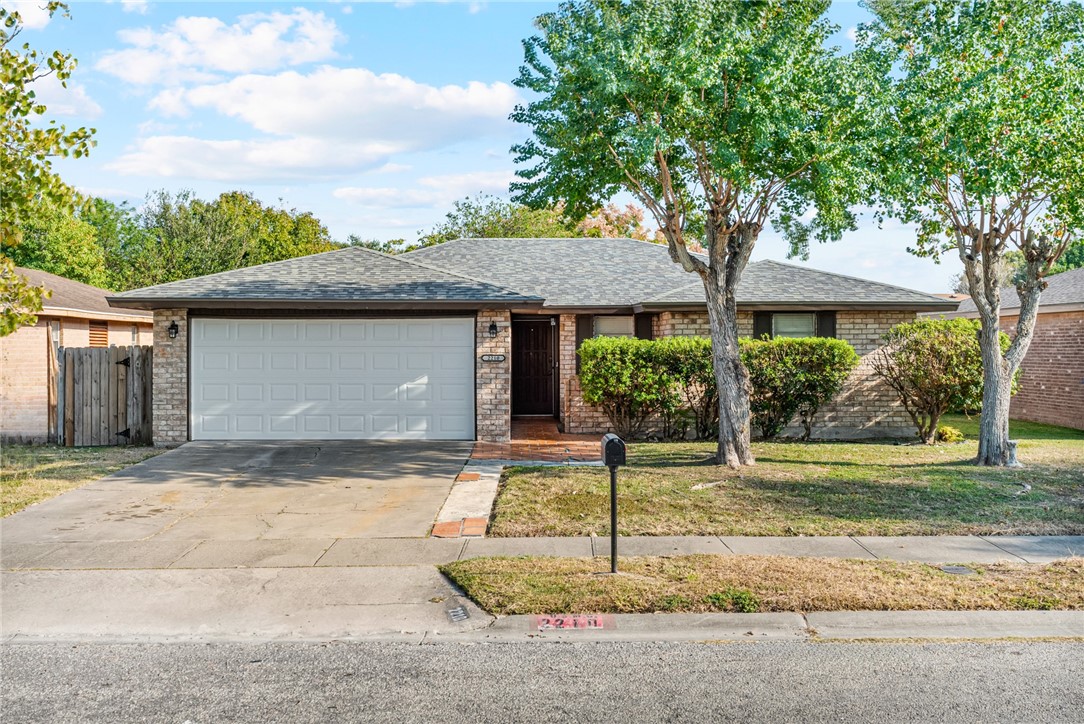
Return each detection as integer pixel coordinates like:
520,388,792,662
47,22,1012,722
534,614,615,631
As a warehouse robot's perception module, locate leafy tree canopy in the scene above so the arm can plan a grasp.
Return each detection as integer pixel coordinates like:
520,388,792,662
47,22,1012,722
4,203,108,287
0,1,95,244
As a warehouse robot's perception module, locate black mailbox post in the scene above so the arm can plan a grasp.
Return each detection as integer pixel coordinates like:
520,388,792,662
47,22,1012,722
601,433,626,573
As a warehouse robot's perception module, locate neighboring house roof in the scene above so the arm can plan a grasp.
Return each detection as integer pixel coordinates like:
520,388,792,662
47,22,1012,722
107,246,544,310
405,237,957,311
15,267,151,323
944,267,1084,318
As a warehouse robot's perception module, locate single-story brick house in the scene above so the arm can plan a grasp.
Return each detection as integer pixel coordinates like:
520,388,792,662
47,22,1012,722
107,237,956,445
937,267,1084,430
1,267,153,443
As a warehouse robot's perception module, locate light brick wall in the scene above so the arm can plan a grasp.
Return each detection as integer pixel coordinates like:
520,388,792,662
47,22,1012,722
152,309,188,446
61,319,89,348
790,310,915,439
108,321,153,347
563,308,917,439
557,314,577,428
1000,311,1084,430
0,319,50,443
476,309,512,442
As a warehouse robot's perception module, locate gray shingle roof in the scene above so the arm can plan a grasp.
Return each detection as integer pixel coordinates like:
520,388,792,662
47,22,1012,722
15,266,151,320
405,238,956,310
405,237,697,307
952,267,1084,315
108,246,541,309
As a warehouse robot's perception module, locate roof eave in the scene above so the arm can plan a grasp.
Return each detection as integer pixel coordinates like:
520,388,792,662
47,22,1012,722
107,297,545,312
634,301,961,313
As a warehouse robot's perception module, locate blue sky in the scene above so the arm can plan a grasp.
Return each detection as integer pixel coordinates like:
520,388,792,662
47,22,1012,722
11,0,957,292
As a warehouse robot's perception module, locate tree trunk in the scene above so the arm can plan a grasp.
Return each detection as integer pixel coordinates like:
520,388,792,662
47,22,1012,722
703,271,754,468
975,319,1019,466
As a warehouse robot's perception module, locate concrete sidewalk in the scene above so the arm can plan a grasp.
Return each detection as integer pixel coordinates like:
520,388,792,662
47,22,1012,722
4,534,1081,570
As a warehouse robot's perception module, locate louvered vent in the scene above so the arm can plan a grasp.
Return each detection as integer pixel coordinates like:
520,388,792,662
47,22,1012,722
89,320,109,348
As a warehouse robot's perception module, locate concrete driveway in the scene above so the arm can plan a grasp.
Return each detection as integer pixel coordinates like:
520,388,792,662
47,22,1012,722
1,441,473,570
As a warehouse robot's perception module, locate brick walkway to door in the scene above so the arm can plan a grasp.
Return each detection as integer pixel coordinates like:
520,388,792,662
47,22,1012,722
470,419,600,463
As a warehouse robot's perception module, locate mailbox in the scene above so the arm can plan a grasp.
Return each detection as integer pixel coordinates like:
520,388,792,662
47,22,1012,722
601,433,626,468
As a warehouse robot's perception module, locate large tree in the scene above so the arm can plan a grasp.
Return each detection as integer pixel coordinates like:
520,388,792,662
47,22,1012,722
861,0,1084,466
511,0,870,466
0,1,94,243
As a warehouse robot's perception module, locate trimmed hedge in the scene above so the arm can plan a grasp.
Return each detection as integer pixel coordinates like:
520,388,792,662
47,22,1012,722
578,335,859,440
741,337,859,440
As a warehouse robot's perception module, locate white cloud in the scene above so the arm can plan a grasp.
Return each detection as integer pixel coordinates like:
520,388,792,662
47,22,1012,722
29,75,103,118
121,0,149,14
111,68,520,182
107,135,402,181
96,8,342,85
334,169,514,209
846,26,858,42
1,1,54,29
153,67,518,143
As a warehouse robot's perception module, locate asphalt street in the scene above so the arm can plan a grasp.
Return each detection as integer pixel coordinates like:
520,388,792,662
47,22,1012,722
3,641,1081,723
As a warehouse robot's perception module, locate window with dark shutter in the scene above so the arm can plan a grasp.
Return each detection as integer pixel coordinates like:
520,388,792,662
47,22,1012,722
89,321,109,348
816,311,837,338
753,312,772,339
634,313,655,340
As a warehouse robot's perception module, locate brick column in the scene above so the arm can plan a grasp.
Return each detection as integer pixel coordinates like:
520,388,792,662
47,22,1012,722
152,309,188,446
476,310,511,442
557,313,577,429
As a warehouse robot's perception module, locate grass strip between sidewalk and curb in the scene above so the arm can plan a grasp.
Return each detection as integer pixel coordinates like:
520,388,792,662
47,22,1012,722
441,554,1084,615
1,445,161,517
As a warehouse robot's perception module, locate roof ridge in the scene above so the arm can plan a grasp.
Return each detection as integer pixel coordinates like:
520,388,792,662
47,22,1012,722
112,246,360,297
754,259,948,302
380,245,537,298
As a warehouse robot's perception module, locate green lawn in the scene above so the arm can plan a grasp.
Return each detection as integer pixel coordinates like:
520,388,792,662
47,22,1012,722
1,444,161,517
442,555,1084,615
489,415,1084,537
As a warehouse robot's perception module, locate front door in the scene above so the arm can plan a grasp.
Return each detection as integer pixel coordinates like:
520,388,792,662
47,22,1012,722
512,318,556,416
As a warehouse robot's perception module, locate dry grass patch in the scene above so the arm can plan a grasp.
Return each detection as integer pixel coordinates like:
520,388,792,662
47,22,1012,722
441,555,1084,615
490,416,1084,537
1,445,161,516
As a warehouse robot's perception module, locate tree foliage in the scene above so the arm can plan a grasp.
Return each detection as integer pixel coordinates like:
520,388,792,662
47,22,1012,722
511,0,872,466
4,204,108,287
0,256,47,336
871,319,1012,444
416,193,583,248
861,0,1084,465
0,1,95,244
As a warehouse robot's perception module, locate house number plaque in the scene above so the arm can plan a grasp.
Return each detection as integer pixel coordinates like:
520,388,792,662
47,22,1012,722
481,354,506,362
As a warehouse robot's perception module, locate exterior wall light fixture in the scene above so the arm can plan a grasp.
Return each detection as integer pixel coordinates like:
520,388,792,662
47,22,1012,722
488,322,498,338
168,321,179,339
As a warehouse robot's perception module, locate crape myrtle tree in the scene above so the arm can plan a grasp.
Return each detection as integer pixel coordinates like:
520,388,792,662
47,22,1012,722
860,0,1084,466
510,0,872,467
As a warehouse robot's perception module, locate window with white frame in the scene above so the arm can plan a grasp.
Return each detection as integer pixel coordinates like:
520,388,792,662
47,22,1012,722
771,313,816,339
593,315,635,337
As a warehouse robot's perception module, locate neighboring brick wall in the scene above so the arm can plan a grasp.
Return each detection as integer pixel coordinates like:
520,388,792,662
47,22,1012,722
153,309,188,446
476,309,512,442
1000,311,1084,430
107,321,153,347
60,319,89,348
0,319,50,443
562,308,917,439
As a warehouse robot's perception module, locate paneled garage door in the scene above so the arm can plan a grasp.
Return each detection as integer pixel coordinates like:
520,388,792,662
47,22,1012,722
190,318,475,440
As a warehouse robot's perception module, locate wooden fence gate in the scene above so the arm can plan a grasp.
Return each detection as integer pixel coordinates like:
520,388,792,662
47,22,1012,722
56,345,153,446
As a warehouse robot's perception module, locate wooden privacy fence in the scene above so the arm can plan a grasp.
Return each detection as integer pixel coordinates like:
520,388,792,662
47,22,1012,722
56,345,153,446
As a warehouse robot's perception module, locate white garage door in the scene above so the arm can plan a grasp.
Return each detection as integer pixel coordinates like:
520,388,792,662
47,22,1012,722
190,318,475,440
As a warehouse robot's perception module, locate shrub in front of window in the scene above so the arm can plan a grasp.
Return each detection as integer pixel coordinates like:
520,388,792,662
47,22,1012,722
871,318,1012,444
578,336,675,439
654,336,718,439
740,337,859,440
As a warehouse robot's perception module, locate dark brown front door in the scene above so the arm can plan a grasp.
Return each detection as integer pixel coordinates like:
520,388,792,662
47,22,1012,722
512,318,556,416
